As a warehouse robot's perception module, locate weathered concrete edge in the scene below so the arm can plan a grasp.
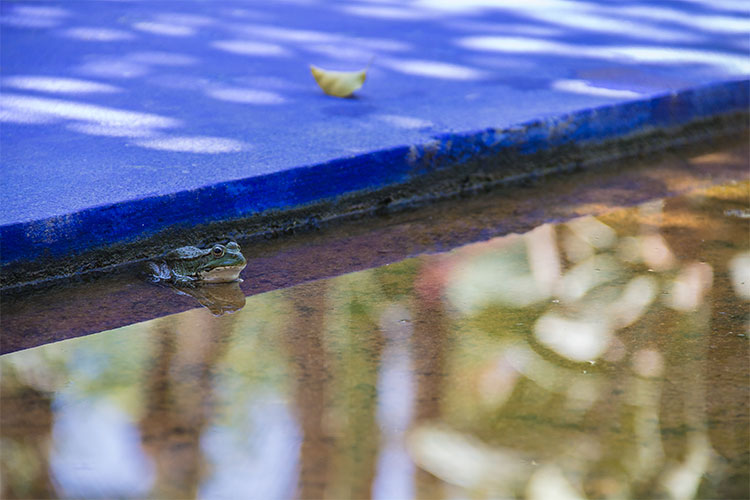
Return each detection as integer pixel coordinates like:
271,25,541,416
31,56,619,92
1,78,748,288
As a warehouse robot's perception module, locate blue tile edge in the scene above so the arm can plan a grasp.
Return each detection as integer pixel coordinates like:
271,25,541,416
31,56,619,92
2,79,748,268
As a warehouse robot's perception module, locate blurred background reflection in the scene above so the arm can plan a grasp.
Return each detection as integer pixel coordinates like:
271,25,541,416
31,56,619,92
1,182,748,499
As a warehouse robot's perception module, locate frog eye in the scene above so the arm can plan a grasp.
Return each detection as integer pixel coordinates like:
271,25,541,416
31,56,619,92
211,245,225,258
226,241,239,251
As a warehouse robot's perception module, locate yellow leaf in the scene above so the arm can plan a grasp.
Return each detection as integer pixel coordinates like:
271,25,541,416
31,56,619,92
310,64,367,98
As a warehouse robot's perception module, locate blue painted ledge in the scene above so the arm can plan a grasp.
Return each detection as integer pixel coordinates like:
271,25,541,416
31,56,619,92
2,78,748,277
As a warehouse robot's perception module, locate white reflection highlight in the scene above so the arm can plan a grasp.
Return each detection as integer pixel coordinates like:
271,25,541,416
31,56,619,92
374,304,415,500
535,313,611,362
447,236,547,312
527,464,582,500
557,255,618,303
408,425,529,494
3,76,121,94
200,401,300,500
135,136,248,153
525,224,561,297
667,262,713,311
478,354,520,408
661,434,712,500
212,40,290,57
566,216,617,249
632,349,664,378
504,343,589,392
0,94,179,128
608,276,656,329
62,27,136,42
729,252,750,299
640,233,676,271
132,21,195,37
51,399,154,498
552,79,643,99
206,87,286,105
381,58,485,80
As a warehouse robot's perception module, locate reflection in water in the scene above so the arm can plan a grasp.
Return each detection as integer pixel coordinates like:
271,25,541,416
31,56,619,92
1,182,748,499
168,281,247,316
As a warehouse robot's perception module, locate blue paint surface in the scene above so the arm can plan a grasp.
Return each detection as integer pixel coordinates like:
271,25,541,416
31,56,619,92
1,1,749,266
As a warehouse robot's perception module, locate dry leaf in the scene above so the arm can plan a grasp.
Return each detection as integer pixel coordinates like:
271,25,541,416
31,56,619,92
310,64,368,98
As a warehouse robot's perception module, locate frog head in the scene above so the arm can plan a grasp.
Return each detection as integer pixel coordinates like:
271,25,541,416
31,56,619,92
195,241,247,283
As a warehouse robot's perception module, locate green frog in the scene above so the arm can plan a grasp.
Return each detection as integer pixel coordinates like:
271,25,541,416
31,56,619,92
149,241,247,284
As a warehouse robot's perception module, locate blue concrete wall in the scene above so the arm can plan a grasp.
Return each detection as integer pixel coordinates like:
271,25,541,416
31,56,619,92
1,1,748,270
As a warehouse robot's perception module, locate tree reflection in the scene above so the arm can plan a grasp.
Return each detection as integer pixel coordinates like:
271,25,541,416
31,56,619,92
0,376,56,499
282,282,334,500
139,310,235,499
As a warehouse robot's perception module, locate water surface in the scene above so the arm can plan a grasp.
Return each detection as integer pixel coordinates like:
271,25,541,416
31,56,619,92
2,181,748,499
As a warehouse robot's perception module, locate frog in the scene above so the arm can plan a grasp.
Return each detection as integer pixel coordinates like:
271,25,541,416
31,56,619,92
149,241,247,285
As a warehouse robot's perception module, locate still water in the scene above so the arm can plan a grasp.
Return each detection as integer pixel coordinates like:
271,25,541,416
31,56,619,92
2,181,748,499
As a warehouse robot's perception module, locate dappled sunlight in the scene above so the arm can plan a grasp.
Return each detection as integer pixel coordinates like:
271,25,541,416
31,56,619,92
552,79,643,99
618,5,750,34
67,123,157,138
135,136,249,154
124,51,198,67
75,59,150,79
520,9,698,42
373,113,433,130
380,57,486,80
459,35,750,75
2,76,122,94
0,93,179,129
342,4,439,21
211,39,291,57
151,12,217,28
307,44,376,62
131,21,196,37
60,26,136,42
231,23,337,44
1,4,69,28
0,107,56,124
205,86,286,105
